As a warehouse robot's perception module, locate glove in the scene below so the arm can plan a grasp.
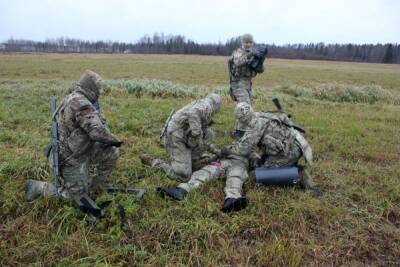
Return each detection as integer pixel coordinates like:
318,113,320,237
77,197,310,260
112,141,123,147
249,49,262,58
101,140,123,148
220,146,231,157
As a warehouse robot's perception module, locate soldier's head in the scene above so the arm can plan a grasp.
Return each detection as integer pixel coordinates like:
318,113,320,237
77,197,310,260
205,93,222,115
241,34,254,50
78,70,103,103
235,102,254,124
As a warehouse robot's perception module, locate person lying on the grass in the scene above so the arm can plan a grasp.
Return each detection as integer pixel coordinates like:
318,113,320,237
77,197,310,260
140,93,222,182
157,102,314,213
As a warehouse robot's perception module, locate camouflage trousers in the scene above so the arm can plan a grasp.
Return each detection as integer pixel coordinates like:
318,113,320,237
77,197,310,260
262,142,302,168
153,134,206,182
40,142,119,198
178,158,249,199
230,78,252,105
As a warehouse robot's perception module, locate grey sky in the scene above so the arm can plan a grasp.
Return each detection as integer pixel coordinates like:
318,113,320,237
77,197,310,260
0,0,399,44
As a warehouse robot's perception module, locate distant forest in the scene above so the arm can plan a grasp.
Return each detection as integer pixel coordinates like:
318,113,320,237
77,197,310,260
1,34,399,64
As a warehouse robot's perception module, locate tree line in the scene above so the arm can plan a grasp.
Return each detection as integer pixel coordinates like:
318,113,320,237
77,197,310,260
1,33,399,64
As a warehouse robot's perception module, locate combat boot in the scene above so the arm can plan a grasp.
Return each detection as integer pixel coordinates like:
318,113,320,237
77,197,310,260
157,187,187,201
25,180,53,201
140,154,156,167
221,197,249,213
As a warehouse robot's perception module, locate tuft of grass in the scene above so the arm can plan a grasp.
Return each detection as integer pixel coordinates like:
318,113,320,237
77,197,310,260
278,83,400,105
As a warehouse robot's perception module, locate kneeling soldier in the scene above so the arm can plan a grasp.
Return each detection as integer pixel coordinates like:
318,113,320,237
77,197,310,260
140,93,222,182
26,70,123,204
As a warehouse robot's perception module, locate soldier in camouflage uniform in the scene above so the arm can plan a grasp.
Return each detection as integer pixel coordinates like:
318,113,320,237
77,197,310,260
26,70,123,201
225,102,313,188
158,102,313,212
157,104,259,213
228,33,264,105
140,94,222,182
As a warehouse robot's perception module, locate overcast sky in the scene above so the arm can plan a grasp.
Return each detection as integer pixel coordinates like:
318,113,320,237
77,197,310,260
0,0,399,44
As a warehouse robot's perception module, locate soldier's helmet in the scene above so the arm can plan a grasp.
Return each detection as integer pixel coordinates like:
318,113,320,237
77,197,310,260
235,102,254,123
241,34,254,44
205,93,222,115
78,70,103,101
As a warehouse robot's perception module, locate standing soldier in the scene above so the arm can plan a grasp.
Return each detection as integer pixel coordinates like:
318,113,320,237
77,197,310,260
140,93,222,182
228,33,265,105
26,70,123,203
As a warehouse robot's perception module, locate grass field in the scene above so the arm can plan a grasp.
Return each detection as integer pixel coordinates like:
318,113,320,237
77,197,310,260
0,53,399,266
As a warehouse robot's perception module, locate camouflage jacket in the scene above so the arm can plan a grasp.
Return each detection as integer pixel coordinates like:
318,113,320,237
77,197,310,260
167,99,216,152
56,90,120,160
229,47,259,80
229,112,298,158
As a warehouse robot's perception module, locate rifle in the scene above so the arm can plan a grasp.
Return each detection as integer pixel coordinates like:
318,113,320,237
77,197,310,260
271,98,306,134
159,110,175,144
50,98,61,192
46,98,144,220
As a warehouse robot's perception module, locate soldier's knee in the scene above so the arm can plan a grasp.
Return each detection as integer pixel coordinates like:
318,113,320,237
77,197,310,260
109,146,120,162
191,165,217,182
172,163,192,179
228,167,248,182
101,146,120,165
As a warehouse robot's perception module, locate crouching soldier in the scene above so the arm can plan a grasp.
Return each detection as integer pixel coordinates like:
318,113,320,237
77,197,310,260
26,70,123,204
227,102,313,189
140,93,222,182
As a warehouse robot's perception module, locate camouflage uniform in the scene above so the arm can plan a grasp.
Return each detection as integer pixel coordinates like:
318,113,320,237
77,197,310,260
229,102,313,168
178,156,249,200
26,70,122,201
159,103,313,208
178,102,312,199
228,34,264,105
144,94,222,182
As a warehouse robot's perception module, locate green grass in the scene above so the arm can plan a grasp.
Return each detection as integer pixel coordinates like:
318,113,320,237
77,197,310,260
0,53,399,266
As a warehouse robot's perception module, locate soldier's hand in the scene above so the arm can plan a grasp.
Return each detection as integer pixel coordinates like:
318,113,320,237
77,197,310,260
249,50,262,58
102,140,123,148
220,146,231,157
112,141,123,147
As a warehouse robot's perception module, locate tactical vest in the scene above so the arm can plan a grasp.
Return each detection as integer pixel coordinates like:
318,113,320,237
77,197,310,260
257,112,313,164
257,112,296,155
230,49,256,79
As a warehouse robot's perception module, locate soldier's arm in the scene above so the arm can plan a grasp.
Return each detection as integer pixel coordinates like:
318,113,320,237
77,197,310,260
229,121,265,157
76,104,121,145
232,50,251,67
187,109,203,139
229,130,262,157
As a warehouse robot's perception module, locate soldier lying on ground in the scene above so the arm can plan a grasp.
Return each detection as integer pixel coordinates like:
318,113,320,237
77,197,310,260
157,102,314,213
140,93,222,182
26,70,123,203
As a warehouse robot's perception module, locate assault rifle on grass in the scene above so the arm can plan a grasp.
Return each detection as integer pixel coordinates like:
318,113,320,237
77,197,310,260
46,98,144,219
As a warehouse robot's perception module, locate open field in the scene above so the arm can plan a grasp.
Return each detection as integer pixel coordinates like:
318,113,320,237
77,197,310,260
0,53,399,266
